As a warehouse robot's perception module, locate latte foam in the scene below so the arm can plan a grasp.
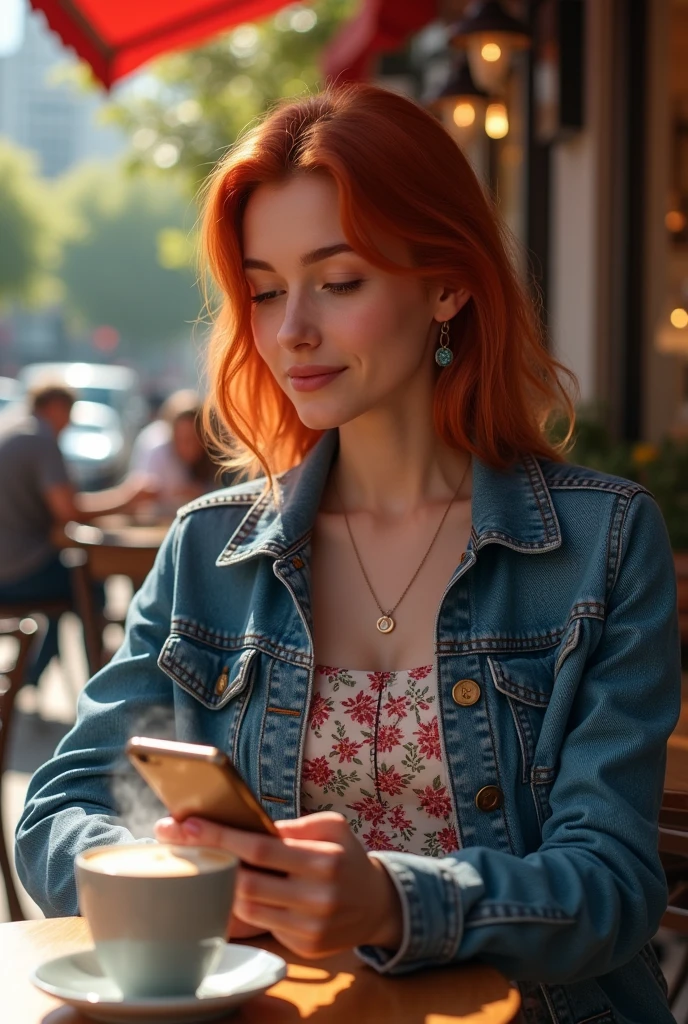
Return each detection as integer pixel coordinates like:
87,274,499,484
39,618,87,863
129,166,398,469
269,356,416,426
82,844,231,878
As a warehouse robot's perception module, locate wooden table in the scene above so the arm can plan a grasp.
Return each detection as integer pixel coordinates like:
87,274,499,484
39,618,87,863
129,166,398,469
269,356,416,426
0,918,521,1023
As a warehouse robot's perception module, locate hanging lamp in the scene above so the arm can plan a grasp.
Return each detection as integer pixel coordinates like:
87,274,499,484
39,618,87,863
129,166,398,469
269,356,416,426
450,1,531,94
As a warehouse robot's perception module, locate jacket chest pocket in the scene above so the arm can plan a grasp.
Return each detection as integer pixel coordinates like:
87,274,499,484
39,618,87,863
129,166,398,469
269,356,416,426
487,620,581,786
158,633,258,755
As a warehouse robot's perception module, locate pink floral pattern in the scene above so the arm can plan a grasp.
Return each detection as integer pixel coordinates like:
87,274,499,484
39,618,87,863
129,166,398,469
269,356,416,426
301,665,460,857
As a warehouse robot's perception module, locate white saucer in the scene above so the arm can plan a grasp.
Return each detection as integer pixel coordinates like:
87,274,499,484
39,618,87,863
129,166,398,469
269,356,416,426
31,942,287,1023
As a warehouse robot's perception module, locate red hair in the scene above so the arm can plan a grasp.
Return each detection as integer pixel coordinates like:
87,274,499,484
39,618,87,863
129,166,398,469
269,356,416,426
201,83,576,482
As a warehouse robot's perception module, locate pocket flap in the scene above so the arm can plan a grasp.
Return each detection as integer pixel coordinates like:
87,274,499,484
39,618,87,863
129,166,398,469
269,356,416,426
487,650,557,707
487,620,581,707
158,635,257,710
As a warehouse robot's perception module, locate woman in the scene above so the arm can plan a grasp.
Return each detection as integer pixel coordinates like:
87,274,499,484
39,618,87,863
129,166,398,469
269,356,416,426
16,85,680,1023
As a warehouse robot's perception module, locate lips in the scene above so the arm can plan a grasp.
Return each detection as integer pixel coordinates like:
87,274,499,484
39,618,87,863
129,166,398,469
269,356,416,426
287,365,346,378
287,366,346,393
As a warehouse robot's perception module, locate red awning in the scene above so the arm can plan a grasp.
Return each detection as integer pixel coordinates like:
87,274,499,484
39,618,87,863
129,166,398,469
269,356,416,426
29,1,301,88
322,0,438,83
29,0,438,89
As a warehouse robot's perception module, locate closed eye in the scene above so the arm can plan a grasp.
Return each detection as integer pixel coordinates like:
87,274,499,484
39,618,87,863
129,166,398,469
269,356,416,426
324,280,363,295
250,290,282,305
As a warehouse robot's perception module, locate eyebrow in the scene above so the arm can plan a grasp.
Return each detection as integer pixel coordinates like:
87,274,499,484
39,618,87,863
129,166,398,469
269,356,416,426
242,243,355,272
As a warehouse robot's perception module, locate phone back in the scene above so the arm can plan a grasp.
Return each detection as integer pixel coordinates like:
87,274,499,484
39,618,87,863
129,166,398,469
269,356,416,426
130,748,276,835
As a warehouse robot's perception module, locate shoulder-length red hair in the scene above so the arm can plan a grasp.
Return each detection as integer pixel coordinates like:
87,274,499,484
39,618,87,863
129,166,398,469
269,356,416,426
201,83,576,482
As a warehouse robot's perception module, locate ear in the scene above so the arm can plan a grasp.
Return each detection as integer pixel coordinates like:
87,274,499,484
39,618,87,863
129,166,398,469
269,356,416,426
433,285,471,323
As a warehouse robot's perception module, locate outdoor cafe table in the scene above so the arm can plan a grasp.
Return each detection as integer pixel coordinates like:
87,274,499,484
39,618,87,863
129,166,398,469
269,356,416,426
1,918,521,1022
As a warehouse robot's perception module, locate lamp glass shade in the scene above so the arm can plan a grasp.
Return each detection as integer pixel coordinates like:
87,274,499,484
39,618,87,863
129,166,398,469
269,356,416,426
485,101,509,139
467,33,512,92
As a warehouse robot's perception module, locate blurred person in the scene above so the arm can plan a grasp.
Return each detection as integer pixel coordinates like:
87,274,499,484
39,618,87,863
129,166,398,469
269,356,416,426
0,383,152,686
129,390,217,513
16,85,681,1024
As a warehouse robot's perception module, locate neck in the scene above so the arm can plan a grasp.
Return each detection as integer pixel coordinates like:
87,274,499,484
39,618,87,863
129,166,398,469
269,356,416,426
325,388,470,520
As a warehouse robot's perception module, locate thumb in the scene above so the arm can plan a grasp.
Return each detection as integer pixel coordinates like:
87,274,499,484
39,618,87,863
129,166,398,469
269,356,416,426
275,811,348,843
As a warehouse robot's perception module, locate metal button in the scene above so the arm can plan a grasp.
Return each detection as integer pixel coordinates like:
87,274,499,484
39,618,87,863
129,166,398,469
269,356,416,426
215,669,229,695
291,556,304,569
475,786,504,812
452,679,481,706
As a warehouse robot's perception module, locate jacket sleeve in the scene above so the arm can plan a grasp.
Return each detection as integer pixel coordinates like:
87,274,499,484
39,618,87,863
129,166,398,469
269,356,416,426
14,518,182,917
359,492,681,982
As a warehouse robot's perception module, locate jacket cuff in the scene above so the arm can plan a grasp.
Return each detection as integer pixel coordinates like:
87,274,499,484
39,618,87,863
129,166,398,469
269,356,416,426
355,852,465,975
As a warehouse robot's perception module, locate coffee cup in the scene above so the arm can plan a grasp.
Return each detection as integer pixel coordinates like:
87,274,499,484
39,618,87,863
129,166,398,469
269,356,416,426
75,843,237,999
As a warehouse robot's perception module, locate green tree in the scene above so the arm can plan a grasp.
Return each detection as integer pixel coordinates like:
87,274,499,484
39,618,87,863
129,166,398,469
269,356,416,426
106,0,357,193
57,163,201,349
0,141,64,305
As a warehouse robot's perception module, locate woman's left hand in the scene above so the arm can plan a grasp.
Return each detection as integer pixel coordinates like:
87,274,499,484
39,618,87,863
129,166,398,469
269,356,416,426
154,811,403,959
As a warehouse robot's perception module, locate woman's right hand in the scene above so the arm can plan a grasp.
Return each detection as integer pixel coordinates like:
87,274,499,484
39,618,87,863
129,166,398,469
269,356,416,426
228,915,266,939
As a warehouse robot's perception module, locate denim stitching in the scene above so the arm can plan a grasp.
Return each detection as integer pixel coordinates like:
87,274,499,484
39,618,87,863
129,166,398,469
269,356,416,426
158,642,256,709
554,620,581,677
231,653,256,765
575,1014,614,1023
256,658,273,801
438,605,603,655
532,766,556,784
177,490,263,519
170,620,311,666
488,657,551,706
605,495,626,600
545,474,650,498
523,454,561,543
482,677,517,853
465,903,574,925
475,531,561,553
639,942,669,998
512,699,536,784
438,864,462,960
539,985,561,1024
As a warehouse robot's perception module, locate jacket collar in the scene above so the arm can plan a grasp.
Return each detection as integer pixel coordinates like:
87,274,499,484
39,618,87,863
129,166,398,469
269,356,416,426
217,430,561,566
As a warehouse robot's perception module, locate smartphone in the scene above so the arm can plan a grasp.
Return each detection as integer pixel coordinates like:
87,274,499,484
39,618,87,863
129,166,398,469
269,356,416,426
126,736,279,836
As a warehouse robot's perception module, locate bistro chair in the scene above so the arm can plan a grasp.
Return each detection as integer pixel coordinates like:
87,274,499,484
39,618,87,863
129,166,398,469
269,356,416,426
658,789,688,1015
64,522,160,677
0,604,67,921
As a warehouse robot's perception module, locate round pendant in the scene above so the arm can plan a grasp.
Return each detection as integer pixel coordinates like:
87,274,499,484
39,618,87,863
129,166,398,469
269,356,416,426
376,615,395,634
435,347,453,367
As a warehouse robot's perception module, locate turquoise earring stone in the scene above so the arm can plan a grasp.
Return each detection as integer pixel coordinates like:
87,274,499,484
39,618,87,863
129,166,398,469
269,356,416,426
435,347,453,367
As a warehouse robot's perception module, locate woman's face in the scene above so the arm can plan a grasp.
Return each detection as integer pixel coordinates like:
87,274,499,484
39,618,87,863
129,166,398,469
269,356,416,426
242,173,450,431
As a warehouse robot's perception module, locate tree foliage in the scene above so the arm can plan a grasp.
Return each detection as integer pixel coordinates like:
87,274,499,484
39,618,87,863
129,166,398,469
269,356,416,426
105,0,357,193
0,141,65,305
56,163,201,348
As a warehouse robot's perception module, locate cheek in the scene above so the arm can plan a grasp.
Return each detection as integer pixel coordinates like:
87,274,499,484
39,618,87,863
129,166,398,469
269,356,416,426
341,288,428,361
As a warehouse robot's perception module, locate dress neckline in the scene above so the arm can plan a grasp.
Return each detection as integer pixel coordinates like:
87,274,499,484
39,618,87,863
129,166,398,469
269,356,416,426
315,664,434,676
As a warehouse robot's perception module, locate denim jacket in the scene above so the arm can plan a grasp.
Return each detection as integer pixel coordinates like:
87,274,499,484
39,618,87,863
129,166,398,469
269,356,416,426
16,430,681,1024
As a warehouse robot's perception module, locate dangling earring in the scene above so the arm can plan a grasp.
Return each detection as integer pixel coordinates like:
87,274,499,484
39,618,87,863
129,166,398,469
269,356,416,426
435,321,453,367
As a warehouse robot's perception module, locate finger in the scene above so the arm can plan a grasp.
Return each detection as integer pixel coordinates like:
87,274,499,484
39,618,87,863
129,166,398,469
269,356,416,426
154,817,183,841
275,812,349,843
233,901,343,960
236,868,337,916
232,898,320,944
164,817,344,879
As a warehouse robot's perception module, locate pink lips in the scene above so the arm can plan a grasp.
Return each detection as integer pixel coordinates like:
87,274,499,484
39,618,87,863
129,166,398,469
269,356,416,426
287,365,346,392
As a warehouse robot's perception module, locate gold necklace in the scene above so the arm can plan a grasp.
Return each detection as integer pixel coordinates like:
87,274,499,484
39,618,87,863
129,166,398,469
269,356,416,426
334,457,470,634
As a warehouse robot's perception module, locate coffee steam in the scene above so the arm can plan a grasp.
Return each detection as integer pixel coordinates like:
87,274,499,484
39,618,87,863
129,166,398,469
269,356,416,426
110,704,178,839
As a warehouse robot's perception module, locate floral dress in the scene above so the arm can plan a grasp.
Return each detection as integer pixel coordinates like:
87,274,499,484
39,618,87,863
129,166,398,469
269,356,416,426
300,664,460,856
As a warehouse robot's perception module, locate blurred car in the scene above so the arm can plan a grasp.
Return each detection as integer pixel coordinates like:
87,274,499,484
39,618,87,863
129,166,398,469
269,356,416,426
18,362,147,454
0,376,23,413
59,400,127,491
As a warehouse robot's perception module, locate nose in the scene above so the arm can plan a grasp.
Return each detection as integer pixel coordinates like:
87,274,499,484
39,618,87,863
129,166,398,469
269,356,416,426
276,294,321,353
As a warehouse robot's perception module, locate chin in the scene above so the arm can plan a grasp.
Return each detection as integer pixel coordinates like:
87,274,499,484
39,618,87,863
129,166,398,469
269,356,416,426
291,399,363,432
